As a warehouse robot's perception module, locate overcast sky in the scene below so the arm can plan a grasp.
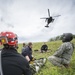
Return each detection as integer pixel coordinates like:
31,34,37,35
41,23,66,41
0,0,75,43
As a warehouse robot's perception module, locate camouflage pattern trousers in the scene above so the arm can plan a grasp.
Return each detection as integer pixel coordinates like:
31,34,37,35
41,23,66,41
29,58,46,74
48,56,70,67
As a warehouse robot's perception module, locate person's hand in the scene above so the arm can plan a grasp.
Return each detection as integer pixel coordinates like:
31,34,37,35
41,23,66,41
25,56,30,62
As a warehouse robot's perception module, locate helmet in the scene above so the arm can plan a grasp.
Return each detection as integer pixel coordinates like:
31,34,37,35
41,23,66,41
62,33,73,42
0,31,18,46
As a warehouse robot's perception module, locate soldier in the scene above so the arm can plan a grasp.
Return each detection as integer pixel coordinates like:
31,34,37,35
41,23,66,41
0,31,32,75
48,33,74,68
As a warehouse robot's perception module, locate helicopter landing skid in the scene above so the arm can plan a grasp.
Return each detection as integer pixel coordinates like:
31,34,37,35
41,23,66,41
45,25,49,27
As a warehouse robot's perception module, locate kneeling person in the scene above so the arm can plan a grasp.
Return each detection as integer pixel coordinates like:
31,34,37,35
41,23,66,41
48,33,74,68
41,42,48,53
22,42,47,74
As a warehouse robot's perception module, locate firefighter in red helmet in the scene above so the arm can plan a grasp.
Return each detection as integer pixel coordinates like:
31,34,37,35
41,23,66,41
0,31,32,75
0,32,18,48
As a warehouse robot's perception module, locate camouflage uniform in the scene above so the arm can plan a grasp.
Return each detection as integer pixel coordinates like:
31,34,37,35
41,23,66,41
48,42,74,67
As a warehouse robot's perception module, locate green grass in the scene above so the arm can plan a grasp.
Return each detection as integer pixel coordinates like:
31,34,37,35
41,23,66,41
18,39,75,75
0,39,75,75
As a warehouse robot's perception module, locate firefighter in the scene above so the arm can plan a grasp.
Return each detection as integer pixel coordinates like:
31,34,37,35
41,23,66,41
0,31,32,75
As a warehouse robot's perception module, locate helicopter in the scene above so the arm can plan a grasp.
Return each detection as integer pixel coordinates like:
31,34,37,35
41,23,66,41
40,9,61,27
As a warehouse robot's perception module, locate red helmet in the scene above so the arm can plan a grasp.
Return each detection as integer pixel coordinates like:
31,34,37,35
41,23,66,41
0,31,18,46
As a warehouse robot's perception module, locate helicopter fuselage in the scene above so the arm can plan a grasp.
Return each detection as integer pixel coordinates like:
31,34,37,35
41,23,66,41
47,17,54,24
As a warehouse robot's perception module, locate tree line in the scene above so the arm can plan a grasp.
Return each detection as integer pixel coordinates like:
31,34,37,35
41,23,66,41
49,34,75,41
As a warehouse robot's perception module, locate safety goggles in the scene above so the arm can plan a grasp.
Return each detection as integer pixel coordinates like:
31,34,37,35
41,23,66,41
0,36,17,44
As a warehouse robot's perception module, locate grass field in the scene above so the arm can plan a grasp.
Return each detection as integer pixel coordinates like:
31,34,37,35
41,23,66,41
18,39,75,75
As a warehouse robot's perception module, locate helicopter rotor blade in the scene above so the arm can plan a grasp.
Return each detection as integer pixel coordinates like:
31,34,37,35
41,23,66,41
48,9,50,17
40,17,49,19
53,15,61,17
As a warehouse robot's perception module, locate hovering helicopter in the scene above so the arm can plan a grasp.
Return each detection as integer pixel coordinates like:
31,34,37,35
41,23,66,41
40,9,61,27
